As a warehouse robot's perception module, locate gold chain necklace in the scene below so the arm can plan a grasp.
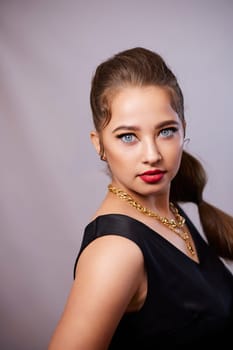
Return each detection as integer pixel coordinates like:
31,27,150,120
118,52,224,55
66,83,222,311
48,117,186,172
108,184,195,256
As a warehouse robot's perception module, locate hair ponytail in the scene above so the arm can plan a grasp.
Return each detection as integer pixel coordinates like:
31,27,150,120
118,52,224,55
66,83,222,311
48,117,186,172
171,151,233,259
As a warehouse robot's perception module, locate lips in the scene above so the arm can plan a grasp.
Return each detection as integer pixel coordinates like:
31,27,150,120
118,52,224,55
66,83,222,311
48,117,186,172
139,169,165,184
141,170,164,176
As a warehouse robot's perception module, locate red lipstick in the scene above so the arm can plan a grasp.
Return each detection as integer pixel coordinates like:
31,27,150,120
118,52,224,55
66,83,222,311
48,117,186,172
140,169,165,184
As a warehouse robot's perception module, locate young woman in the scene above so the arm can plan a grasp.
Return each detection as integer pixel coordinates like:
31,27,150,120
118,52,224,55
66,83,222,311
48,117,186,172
48,47,233,349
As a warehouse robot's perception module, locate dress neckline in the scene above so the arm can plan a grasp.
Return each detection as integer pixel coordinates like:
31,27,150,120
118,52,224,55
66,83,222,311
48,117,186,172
89,212,202,265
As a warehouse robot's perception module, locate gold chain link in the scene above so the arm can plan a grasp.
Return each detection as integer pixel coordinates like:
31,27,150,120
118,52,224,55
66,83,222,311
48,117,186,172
108,184,195,256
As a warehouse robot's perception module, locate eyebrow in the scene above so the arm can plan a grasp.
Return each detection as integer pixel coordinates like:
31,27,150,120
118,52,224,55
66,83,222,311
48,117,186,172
112,120,180,133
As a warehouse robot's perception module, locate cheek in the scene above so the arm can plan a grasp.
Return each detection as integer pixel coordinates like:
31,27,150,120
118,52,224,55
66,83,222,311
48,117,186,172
174,147,183,163
164,143,183,168
163,141,183,157
105,142,135,160
104,147,124,166
171,148,183,174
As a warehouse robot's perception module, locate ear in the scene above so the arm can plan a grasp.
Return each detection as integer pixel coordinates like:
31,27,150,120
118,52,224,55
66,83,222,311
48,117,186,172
90,130,101,155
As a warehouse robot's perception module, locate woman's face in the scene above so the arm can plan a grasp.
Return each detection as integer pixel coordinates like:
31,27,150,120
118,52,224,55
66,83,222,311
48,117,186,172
91,85,184,198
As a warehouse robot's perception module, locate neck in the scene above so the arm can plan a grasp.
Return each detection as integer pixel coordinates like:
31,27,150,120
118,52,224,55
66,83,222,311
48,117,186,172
108,184,184,227
109,183,171,216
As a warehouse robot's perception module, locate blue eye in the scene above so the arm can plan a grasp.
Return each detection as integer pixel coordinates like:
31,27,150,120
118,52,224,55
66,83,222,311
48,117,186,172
160,127,177,138
117,133,136,143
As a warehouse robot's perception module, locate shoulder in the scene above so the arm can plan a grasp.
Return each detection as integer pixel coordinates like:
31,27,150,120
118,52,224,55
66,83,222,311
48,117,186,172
76,234,144,278
74,214,145,279
85,213,144,238
82,213,144,249
74,234,145,311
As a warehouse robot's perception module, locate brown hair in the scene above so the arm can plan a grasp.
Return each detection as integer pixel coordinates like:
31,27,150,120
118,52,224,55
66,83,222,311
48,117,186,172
90,47,233,259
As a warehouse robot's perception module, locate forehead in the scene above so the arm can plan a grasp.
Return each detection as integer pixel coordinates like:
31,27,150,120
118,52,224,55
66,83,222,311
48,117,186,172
109,85,176,122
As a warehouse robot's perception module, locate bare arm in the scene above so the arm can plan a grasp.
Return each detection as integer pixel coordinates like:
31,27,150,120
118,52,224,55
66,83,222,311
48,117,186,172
48,235,145,350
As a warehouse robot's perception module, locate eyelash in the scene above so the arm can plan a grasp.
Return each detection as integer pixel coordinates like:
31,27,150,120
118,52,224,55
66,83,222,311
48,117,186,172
117,133,136,143
159,127,178,138
116,127,178,143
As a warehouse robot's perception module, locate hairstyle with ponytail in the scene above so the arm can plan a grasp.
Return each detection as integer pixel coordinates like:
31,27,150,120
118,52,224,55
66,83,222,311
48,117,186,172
90,47,233,259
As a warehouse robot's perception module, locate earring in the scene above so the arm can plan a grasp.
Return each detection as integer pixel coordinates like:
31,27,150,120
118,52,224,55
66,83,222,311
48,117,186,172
183,137,190,145
100,154,107,161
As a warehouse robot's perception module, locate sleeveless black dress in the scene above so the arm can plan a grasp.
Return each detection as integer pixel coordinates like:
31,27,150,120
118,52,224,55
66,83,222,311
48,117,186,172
73,208,233,349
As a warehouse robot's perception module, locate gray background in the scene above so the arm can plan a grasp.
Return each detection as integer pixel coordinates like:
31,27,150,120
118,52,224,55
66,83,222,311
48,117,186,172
1,0,232,349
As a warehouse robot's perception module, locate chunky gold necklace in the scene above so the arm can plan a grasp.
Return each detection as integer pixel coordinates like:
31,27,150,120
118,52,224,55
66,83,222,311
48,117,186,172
108,184,195,256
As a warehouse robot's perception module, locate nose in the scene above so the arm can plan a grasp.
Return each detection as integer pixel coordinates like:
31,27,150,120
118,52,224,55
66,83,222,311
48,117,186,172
142,140,162,164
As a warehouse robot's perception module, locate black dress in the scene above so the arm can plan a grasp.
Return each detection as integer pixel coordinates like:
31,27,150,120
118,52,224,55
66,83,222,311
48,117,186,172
74,208,233,349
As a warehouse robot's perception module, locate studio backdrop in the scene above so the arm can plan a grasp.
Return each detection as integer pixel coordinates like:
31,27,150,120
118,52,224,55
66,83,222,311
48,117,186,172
0,1,232,349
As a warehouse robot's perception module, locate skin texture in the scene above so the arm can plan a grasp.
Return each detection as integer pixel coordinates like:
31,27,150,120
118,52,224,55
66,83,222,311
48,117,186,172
48,86,196,350
92,86,184,212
